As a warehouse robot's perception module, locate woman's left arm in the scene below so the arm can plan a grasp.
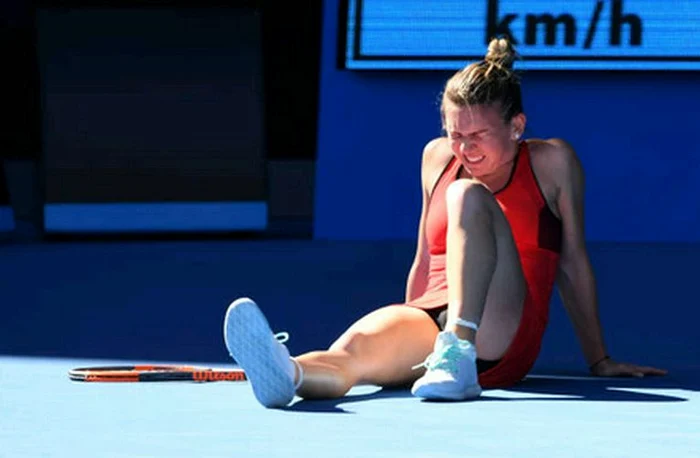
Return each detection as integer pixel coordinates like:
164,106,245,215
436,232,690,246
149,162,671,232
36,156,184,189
551,139,667,377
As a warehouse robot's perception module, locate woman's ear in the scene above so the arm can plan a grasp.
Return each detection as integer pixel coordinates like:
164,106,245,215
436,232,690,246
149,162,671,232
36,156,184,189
510,113,527,140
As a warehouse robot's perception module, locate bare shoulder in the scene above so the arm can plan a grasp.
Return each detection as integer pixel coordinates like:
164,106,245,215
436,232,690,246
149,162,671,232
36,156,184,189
528,138,583,185
421,137,454,193
526,138,584,216
421,137,451,165
528,137,580,166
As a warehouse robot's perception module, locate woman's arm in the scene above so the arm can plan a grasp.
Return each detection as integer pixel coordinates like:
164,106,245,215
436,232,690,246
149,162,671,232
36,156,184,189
551,139,666,377
405,139,441,302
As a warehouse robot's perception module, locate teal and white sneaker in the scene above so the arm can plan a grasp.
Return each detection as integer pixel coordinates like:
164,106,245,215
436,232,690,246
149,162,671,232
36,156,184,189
223,297,299,408
411,331,482,401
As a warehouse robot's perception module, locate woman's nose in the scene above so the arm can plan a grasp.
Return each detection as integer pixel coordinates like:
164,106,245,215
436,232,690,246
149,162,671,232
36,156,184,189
459,139,475,153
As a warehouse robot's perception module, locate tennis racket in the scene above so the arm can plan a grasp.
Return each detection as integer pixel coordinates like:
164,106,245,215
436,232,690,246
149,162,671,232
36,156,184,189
68,365,247,383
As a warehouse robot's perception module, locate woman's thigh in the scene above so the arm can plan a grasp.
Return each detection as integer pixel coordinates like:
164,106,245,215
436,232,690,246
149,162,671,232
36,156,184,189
329,305,439,386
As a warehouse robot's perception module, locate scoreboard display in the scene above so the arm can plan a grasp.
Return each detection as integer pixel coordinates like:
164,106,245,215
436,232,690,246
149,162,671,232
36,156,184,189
345,0,700,70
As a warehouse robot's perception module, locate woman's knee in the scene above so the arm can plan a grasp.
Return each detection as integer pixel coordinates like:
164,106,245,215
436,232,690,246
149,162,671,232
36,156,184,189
446,179,493,224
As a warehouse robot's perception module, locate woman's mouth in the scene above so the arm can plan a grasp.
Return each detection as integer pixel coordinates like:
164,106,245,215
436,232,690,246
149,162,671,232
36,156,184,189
465,155,486,164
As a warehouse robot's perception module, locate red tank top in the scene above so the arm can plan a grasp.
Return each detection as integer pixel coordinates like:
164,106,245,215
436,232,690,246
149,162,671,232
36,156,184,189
407,141,562,328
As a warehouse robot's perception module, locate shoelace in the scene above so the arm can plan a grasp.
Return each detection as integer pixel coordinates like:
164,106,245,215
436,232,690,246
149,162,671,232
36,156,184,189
412,343,462,373
274,332,290,344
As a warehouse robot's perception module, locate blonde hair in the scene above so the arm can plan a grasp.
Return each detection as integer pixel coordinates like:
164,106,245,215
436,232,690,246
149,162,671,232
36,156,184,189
442,37,523,122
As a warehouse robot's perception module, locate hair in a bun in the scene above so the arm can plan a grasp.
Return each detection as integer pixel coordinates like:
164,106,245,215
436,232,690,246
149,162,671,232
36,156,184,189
441,37,523,122
485,37,517,70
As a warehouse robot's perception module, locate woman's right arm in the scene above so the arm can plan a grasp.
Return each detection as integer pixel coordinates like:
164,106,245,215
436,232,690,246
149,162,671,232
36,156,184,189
405,139,441,302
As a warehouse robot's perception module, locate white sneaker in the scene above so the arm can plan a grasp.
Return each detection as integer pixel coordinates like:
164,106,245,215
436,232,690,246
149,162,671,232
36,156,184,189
411,331,482,401
223,297,297,408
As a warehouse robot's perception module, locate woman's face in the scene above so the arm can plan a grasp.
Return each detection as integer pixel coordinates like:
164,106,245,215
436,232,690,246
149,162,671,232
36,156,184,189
443,100,525,178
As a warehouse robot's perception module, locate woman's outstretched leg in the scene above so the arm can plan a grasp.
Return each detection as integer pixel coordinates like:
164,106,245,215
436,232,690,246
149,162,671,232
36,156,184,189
224,298,438,408
294,305,438,399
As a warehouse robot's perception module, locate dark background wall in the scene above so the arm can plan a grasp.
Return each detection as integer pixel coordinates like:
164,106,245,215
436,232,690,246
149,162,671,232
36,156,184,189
8,1,698,243
0,0,322,237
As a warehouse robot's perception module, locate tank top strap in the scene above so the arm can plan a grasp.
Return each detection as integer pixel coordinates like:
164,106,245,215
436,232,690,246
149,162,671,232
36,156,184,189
429,154,461,202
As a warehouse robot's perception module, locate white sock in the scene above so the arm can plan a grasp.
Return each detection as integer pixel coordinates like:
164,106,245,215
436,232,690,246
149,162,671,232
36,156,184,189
291,358,304,390
447,317,479,332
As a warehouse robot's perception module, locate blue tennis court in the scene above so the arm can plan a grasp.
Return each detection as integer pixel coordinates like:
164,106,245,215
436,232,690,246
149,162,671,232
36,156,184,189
3,356,699,457
2,0,700,455
1,240,699,457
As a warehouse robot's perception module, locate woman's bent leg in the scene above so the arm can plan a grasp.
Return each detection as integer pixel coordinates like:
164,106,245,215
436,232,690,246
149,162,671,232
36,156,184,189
411,179,527,400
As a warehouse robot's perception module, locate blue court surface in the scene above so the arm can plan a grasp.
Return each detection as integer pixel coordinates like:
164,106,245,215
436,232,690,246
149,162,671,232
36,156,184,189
2,240,699,457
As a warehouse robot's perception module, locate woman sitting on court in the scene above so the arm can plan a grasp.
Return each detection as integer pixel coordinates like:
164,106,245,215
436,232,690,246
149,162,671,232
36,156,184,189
223,37,666,408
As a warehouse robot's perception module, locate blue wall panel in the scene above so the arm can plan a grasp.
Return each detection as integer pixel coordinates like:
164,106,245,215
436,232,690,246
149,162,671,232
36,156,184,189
315,0,700,242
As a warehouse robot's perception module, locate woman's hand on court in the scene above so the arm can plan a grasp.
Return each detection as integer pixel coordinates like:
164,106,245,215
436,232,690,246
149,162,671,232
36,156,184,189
590,358,668,378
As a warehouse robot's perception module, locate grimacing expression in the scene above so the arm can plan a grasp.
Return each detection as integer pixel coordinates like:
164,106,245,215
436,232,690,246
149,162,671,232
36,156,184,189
443,101,524,178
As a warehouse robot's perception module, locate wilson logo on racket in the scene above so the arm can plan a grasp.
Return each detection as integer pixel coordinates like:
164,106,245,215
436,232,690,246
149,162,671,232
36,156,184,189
192,371,246,382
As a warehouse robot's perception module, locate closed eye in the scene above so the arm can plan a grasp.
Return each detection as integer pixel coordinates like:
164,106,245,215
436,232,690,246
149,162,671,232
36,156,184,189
469,129,488,139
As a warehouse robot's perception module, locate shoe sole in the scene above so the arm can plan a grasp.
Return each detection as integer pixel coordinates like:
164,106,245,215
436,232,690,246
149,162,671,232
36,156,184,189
223,298,295,408
412,383,482,401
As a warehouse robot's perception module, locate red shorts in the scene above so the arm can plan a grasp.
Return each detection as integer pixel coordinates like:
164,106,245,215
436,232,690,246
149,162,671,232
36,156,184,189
478,290,545,388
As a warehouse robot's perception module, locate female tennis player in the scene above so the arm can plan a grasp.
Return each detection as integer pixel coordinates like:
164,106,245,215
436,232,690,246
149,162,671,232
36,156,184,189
223,37,667,408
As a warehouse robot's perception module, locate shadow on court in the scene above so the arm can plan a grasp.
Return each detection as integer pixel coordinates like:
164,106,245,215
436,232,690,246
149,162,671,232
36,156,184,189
288,386,414,413
287,371,700,413
493,372,700,402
